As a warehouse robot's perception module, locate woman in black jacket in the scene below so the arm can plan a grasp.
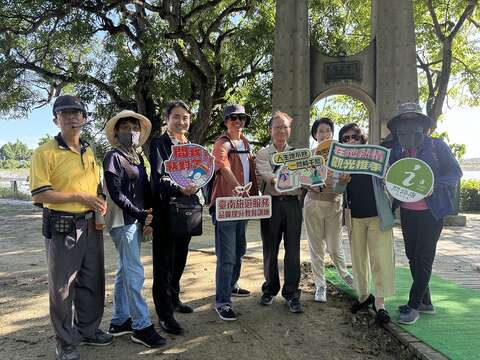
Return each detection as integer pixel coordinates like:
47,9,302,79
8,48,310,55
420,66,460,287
103,110,165,348
150,100,197,335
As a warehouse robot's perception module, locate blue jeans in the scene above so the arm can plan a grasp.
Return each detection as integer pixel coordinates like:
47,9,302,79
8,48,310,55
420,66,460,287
213,215,247,307
110,223,151,330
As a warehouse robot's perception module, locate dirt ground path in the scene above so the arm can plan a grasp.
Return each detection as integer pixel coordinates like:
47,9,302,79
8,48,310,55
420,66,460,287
0,204,405,360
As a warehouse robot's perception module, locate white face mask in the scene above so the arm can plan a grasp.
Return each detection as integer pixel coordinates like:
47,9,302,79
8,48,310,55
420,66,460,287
117,131,141,148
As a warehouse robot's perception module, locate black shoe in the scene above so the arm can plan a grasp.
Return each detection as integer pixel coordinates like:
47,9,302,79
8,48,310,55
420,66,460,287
287,298,304,313
375,309,391,324
350,294,375,314
55,343,80,360
231,287,250,297
80,329,113,346
175,301,194,314
108,318,133,337
159,316,184,335
215,304,238,321
131,325,166,348
259,294,274,306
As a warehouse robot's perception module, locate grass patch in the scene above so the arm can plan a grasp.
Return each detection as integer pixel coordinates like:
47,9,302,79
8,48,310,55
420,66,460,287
0,186,31,201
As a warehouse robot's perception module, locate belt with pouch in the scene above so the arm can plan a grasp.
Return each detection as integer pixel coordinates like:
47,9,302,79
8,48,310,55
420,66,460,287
42,209,93,239
46,208,94,220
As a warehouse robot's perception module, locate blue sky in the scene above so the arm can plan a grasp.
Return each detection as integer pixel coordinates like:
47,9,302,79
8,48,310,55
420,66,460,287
0,106,57,148
1,104,479,159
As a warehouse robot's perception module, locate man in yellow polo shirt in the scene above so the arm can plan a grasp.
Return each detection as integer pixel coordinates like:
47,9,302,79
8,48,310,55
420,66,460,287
30,95,113,360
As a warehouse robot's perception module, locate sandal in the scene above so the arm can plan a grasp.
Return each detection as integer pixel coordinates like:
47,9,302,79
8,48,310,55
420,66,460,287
350,294,375,314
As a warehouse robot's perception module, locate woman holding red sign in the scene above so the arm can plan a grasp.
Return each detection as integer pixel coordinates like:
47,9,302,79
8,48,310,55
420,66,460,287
339,123,395,324
150,100,198,335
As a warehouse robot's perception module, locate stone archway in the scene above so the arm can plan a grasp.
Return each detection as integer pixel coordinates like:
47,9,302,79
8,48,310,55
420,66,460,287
273,0,419,148
312,86,375,137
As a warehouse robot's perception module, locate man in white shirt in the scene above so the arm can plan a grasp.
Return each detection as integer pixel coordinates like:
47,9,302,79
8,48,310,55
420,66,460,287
255,111,304,313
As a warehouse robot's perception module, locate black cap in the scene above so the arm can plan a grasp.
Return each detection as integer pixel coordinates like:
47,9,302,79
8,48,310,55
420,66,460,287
52,95,86,115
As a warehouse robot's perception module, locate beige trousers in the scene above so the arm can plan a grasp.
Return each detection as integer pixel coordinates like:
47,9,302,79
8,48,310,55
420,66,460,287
350,216,395,299
304,196,350,287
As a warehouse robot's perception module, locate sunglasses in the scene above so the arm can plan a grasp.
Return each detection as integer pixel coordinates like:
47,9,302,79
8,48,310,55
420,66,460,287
227,115,247,122
341,134,361,142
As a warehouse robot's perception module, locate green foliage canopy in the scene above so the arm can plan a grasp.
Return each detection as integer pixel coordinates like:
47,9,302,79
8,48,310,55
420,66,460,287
0,140,32,168
1,0,478,150
0,0,275,146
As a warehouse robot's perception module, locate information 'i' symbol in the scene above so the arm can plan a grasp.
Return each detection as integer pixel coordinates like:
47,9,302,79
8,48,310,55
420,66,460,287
402,164,421,187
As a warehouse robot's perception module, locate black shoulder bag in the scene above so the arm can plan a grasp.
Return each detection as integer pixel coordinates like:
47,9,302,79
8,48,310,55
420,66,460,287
169,194,203,237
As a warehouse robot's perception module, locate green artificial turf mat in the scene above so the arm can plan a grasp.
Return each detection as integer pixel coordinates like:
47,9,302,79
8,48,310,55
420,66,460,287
325,266,480,359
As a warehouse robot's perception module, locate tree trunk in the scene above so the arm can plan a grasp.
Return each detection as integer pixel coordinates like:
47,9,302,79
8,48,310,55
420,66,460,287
427,38,453,123
189,90,214,145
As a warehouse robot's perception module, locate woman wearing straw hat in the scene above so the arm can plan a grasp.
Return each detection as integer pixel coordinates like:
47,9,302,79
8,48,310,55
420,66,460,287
149,100,198,335
103,110,166,348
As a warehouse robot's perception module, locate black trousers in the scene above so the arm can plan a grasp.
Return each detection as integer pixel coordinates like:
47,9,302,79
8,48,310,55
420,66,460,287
400,208,443,309
45,214,104,346
152,207,191,319
260,196,302,300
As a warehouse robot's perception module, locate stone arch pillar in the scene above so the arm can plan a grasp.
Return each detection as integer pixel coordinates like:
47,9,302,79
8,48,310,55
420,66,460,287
272,0,310,148
273,0,419,147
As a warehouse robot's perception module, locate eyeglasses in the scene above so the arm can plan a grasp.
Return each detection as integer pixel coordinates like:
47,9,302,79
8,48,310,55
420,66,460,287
228,115,247,122
341,134,361,142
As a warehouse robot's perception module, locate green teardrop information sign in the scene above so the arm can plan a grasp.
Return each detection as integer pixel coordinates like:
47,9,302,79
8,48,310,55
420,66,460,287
385,158,434,202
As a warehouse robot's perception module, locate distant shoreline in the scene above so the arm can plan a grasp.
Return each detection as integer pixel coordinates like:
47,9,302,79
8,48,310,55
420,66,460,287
461,164,480,171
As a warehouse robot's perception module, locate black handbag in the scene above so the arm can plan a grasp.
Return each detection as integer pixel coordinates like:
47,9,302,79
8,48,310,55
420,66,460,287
168,195,203,237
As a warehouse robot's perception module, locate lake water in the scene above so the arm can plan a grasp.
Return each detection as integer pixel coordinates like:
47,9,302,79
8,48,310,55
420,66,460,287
462,170,480,180
1,169,479,195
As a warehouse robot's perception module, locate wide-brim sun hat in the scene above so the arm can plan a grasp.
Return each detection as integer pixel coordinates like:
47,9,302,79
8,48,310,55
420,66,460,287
222,104,251,128
387,102,434,132
105,110,152,147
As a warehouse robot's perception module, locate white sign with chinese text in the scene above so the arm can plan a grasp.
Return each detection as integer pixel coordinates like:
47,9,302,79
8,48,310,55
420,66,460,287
215,195,272,221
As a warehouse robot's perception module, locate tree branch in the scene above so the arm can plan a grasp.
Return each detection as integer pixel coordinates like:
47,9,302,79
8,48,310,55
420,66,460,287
171,43,207,87
468,16,480,28
70,1,145,48
452,55,480,80
204,1,250,41
183,0,223,24
447,0,477,40
10,60,134,109
427,0,446,41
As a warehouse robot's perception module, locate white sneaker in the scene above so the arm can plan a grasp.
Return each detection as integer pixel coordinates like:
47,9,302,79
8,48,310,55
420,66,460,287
314,286,327,302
